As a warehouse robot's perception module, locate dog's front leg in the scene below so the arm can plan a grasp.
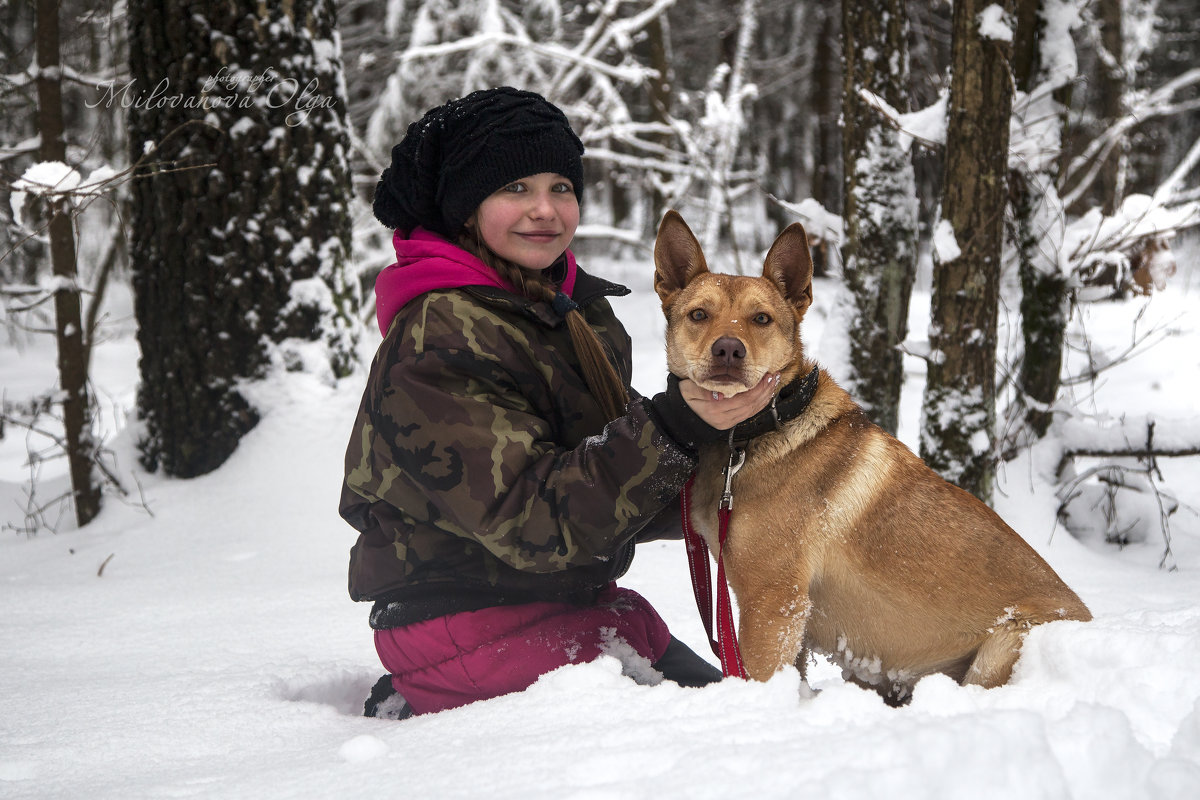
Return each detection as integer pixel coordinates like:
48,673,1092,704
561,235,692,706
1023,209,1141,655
736,583,812,681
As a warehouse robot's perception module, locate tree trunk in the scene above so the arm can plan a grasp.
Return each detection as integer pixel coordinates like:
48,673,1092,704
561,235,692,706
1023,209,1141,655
1,1,42,287
812,3,842,264
1010,0,1069,441
35,0,101,526
1139,0,1200,196
839,0,918,436
1012,174,1069,440
749,3,813,245
645,13,673,229
701,0,759,255
1098,0,1126,215
128,0,357,478
919,0,1015,503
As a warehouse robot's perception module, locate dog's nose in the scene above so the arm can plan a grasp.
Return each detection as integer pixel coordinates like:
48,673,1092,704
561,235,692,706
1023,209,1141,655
711,337,746,364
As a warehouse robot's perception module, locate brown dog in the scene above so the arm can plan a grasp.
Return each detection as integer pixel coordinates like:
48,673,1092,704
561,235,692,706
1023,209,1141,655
654,210,1090,703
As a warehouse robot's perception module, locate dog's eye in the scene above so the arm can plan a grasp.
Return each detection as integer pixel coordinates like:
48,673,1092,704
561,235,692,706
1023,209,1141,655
689,309,708,322
753,313,772,325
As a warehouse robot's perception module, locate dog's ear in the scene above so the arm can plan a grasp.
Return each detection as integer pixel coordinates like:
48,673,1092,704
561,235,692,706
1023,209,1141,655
762,222,814,312
654,210,709,307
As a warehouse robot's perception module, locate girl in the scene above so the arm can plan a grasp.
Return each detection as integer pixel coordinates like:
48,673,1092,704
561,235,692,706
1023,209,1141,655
340,87,780,718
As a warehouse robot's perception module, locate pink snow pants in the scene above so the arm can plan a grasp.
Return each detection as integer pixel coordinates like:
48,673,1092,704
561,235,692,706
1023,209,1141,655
374,584,671,715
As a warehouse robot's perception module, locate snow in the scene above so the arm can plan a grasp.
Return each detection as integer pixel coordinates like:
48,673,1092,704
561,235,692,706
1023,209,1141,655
932,218,961,263
228,116,257,138
9,162,85,226
72,166,120,193
1037,0,1082,88
783,197,844,246
3,251,1200,799
1065,194,1200,260
12,161,83,194
893,89,947,150
978,5,1014,43
40,274,79,295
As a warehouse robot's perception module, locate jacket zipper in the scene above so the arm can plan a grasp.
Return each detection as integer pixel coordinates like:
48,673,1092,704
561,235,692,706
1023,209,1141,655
613,538,636,580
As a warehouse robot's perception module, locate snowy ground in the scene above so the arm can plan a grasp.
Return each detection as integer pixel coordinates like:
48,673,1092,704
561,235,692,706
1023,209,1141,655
2,247,1199,799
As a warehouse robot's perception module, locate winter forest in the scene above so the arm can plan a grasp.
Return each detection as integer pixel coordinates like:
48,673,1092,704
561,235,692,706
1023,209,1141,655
3,1,1200,798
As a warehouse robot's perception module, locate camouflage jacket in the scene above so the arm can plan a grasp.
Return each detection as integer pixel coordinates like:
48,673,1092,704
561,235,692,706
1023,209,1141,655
339,267,697,628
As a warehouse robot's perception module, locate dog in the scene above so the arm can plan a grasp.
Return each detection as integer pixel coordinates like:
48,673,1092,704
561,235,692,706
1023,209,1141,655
653,210,1091,703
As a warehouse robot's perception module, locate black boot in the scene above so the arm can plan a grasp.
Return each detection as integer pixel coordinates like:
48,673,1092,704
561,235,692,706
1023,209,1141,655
652,637,723,687
363,674,413,720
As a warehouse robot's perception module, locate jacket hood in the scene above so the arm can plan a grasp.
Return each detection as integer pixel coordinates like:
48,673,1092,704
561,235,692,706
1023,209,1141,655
374,227,578,335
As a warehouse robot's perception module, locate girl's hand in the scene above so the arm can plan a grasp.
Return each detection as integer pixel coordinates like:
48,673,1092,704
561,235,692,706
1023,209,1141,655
678,373,780,430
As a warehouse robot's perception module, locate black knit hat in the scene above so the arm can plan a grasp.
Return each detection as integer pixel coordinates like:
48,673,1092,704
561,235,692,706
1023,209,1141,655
373,87,585,237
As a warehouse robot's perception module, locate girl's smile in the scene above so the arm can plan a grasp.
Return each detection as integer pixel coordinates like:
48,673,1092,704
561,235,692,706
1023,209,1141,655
470,173,580,271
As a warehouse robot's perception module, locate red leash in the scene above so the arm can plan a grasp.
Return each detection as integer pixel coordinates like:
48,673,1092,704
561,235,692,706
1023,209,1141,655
681,447,748,679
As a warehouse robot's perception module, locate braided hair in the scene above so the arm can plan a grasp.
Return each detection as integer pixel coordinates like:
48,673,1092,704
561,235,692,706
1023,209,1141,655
457,225,630,422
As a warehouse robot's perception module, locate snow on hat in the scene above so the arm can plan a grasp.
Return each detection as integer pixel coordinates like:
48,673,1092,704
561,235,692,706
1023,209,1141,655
372,87,585,237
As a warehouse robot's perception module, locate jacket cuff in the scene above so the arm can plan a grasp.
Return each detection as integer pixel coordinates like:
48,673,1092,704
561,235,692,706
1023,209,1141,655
643,374,725,455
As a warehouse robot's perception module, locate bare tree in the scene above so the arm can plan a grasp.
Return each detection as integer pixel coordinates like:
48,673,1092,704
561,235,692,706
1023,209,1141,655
696,0,759,254
1008,0,1074,441
1004,0,1200,451
31,0,101,525
810,4,842,268
920,0,1016,503
1,1,41,289
1096,0,1127,215
838,0,919,435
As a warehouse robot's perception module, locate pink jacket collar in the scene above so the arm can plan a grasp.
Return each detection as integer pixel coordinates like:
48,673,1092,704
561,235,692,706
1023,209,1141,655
374,228,578,336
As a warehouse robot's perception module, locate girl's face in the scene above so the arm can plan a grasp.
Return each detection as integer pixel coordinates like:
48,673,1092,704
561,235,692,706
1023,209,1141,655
470,173,580,271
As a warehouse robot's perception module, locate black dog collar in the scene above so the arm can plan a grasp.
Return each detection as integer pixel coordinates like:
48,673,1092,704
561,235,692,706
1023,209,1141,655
728,365,820,446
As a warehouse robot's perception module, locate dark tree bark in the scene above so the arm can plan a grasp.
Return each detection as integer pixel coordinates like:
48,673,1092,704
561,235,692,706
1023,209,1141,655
35,0,101,526
128,0,356,478
751,3,816,243
1,1,42,287
919,0,1015,503
812,3,843,243
1010,0,1068,441
839,0,918,435
1133,0,1200,197
645,13,673,228
1012,187,1069,439
1097,0,1126,214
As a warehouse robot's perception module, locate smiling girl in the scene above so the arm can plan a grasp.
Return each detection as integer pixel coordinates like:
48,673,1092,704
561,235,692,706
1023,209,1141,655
340,87,778,718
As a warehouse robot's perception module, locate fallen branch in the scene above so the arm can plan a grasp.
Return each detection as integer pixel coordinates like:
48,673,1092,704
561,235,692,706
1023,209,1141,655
1056,444,1200,477
1054,417,1200,478
1055,420,1187,570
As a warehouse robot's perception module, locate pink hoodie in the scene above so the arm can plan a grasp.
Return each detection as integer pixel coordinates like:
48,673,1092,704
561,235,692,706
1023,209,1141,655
374,227,580,336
